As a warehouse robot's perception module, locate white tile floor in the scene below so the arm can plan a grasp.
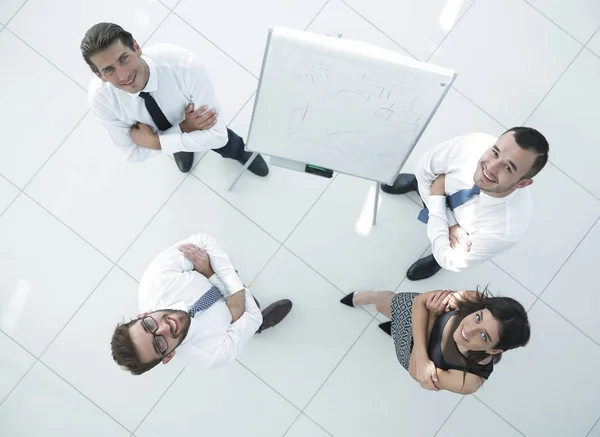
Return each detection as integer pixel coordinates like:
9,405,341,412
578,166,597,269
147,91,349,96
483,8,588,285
0,0,599,436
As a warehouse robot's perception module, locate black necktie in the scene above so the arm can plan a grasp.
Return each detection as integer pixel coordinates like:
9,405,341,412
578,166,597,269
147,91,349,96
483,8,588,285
139,92,172,131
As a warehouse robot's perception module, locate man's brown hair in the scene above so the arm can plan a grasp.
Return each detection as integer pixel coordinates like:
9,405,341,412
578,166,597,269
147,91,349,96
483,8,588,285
80,22,136,74
110,319,161,376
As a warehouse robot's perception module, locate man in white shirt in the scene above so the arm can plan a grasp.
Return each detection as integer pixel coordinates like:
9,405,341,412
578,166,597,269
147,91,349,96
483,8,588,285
381,127,549,280
81,22,268,175
110,233,292,375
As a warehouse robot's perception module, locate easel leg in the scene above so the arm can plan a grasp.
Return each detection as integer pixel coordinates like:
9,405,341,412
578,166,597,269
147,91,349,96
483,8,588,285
373,182,380,226
228,152,258,191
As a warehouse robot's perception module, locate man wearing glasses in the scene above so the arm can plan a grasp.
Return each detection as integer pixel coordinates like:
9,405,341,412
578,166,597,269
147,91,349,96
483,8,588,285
110,233,292,375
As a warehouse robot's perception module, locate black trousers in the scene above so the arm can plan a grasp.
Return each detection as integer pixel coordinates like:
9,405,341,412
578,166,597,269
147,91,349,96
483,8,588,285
212,128,246,160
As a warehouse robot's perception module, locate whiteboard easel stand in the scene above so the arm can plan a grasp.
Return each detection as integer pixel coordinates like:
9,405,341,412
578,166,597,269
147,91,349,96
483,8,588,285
227,27,456,227
228,151,258,191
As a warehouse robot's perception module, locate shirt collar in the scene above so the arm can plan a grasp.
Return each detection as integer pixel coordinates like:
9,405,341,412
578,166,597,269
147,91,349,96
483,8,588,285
478,187,522,206
128,55,157,99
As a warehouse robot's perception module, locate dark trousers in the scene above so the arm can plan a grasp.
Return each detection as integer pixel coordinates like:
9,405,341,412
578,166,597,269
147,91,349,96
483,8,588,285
213,128,246,160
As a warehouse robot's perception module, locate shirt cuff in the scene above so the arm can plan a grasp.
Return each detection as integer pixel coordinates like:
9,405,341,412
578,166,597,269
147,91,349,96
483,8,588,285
158,129,183,155
428,195,448,219
446,207,458,227
208,274,229,297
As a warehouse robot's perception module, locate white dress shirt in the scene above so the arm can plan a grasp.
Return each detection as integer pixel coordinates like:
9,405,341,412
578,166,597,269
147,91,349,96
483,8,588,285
414,133,532,272
88,43,229,162
137,233,263,370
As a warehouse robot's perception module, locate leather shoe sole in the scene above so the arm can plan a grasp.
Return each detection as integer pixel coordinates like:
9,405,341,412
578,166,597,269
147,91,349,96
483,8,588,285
257,299,292,333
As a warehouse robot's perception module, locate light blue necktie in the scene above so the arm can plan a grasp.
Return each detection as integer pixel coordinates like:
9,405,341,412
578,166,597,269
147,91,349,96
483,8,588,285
188,285,222,317
418,185,481,223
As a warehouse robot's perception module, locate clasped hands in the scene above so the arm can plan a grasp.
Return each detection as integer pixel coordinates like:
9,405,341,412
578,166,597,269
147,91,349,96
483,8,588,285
130,103,218,149
414,289,457,391
179,243,245,323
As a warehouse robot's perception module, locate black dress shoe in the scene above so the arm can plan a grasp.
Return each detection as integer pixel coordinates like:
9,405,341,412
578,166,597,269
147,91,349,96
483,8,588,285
381,173,418,195
340,292,355,307
406,254,442,281
257,299,292,333
379,321,392,336
174,151,194,173
237,152,269,177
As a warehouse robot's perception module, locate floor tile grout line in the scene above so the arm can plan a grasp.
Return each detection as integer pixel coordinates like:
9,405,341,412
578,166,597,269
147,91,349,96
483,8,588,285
547,157,600,204
585,414,600,437
36,360,132,434
2,0,30,28
303,0,331,31
299,316,376,417
432,397,465,437
156,0,173,11
472,395,527,437
131,367,186,435
537,214,600,301
339,0,418,60
0,329,37,361
243,245,286,290
21,109,90,193
0,329,38,408
140,4,173,48
532,297,600,349
187,172,283,244
280,173,339,247
0,358,37,409
283,246,379,319
19,190,115,265
170,11,259,80
425,0,478,63
37,265,118,358
113,173,190,266
450,87,507,130
488,260,543,308
522,43,585,126
235,360,304,413
303,413,336,437
282,411,335,437
5,27,88,93
116,263,141,285
0,189,21,221
281,412,303,437
523,0,594,47
583,44,600,62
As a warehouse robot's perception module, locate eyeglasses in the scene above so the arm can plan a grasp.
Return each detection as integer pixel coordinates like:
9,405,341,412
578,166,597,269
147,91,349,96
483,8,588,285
140,315,169,358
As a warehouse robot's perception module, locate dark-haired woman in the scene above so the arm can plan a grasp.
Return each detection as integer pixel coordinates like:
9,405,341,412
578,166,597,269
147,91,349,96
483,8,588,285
340,288,530,394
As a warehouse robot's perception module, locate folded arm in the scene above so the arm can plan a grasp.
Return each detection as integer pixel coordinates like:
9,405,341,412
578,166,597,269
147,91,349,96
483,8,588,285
177,233,245,298
427,195,515,272
157,54,228,155
200,290,263,369
89,95,161,162
408,290,486,394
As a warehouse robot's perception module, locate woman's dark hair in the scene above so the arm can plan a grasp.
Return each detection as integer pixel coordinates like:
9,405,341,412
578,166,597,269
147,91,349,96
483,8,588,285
454,286,531,378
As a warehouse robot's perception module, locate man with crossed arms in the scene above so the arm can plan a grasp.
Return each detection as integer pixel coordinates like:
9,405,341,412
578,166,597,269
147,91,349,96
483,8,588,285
110,233,291,375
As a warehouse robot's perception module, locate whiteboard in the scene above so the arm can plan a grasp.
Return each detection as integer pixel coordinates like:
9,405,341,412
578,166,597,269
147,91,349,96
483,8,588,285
246,27,456,184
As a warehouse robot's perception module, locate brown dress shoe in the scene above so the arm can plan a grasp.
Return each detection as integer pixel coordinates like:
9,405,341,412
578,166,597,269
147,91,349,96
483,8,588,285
257,299,292,333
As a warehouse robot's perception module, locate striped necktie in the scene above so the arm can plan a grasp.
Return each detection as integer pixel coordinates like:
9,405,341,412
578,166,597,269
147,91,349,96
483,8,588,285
188,286,222,317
